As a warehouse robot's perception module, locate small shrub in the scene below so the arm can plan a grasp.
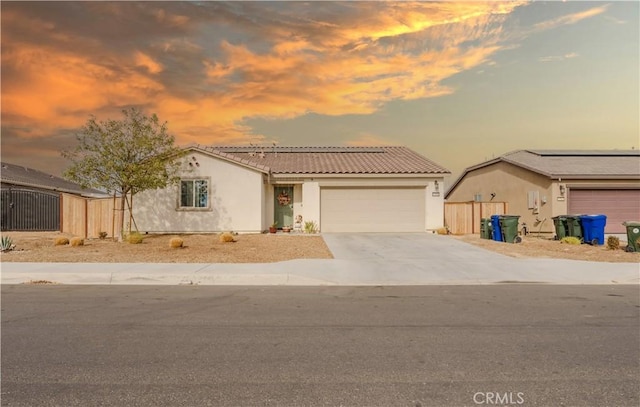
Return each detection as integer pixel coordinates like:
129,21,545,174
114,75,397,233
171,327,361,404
55,237,70,246
436,227,449,235
606,236,620,250
98,231,108,239
70,237,84,247
560,236,581,245
304,220,318,234
169,237,184,248
219,232,236,243
1,235,14,252
127,232,144,244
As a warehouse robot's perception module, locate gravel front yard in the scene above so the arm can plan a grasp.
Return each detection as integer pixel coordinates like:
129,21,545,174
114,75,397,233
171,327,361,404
1,232,638,264
454,234,639,263
1,232,333,263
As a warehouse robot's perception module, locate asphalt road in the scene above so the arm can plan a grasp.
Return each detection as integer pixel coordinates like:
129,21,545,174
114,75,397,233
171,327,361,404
2,285,639,406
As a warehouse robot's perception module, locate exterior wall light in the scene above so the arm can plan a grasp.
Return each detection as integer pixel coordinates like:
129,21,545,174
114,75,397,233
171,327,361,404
434,180,439,192
559,185,566,196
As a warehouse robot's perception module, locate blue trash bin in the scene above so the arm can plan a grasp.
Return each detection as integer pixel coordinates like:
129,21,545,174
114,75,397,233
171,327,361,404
579,214,607,245
491,215,503,242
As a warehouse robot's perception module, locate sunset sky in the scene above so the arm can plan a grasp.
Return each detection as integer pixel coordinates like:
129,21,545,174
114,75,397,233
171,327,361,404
1,1,638,181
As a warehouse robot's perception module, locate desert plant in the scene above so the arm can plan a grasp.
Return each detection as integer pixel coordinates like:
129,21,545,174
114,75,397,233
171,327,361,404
304,220,318,234
70,237,84,247
127,232,144,244
98,231,108,239
1,235,14,252
55,237,70,246
169,237,184,248
436,227,449,235
219,232,236,243
560,236,581,245
606,236,620,250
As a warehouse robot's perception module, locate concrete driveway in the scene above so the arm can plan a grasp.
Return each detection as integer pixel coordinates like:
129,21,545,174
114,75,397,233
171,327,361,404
2,234,638,286
320,233,639,285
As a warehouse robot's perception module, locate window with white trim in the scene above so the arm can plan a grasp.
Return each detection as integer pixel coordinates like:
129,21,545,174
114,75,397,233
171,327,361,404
180,179,209,208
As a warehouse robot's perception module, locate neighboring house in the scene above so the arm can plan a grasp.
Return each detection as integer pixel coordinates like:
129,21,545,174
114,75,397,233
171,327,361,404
445,150,640,234
1,162,106,231
133,145,450,233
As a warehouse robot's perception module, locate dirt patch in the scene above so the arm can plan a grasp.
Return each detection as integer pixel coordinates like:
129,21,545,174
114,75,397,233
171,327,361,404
0,232,333,263
454,234,640,263
2,232,638,264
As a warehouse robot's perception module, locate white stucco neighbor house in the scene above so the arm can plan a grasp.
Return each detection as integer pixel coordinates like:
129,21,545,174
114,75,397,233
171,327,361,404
133,145,450,233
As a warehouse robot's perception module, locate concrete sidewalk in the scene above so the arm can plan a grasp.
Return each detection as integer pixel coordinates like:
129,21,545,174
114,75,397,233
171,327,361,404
2,257,638,286
2,233,638,285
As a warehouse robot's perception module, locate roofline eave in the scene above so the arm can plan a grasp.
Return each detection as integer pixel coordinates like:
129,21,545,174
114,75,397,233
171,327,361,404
1,180,109,198
187,145,271,174
271,172,449,179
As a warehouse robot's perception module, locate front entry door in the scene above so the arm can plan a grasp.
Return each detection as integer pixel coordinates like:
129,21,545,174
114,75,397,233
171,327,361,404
274,186,294,228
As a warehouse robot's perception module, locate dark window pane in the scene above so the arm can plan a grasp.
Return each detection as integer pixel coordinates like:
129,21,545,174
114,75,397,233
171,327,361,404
181,181,193,207
195,180,208,208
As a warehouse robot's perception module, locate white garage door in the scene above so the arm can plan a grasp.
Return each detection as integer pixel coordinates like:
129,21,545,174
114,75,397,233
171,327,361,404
321,187,426,232
568,189,640,234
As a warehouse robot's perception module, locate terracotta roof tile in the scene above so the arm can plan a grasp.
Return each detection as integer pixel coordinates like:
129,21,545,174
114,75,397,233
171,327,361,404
193,145,449,175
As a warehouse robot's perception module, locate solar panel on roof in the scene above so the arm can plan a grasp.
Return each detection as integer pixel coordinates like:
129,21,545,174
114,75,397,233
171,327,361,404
527,149,640,156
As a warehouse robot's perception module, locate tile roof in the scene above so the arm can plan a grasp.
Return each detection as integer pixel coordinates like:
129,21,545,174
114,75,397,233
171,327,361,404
445,149,640,198
502,150,640,178
1,162,107,197
192,145,450,175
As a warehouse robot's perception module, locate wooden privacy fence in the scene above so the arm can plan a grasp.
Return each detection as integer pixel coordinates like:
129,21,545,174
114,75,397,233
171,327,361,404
61,193,120,238
444,201,508,235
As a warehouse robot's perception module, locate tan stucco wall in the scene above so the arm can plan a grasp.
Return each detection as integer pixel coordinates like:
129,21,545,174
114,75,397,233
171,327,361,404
447,162,555,233
448,163,640,234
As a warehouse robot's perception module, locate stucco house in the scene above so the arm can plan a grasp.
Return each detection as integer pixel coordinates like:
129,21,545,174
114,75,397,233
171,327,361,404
133,145,450,233
445,150,640,234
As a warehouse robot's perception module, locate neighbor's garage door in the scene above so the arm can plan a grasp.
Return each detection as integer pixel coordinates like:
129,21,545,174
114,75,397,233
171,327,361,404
321,187,425,232
568,189,640,234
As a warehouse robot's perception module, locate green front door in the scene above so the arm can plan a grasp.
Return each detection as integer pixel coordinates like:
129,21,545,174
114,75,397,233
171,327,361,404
274,186,294,228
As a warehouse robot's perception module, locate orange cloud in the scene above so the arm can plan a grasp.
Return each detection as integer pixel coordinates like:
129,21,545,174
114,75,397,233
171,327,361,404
6,0,594,150
134,51,163,74
2,45,164,134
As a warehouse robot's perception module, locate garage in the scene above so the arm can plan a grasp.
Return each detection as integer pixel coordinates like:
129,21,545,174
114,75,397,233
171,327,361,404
320,187,426,232
568,189,640,234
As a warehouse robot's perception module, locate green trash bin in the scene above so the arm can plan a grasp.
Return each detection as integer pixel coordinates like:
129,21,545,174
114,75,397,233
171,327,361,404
565,215,583,240
480,218,491,239
623,221,640,252
552,216,568,240
499,215,522,244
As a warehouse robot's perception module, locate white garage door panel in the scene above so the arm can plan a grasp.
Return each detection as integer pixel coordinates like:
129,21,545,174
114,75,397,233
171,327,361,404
321,188,425,232
568,189,640,234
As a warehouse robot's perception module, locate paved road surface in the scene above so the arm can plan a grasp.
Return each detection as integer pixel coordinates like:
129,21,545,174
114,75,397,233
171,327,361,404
2,285,639,406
